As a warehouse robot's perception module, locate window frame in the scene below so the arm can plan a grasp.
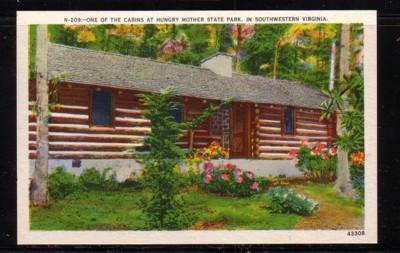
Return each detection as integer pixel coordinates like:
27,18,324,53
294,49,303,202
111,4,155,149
281,106,296,136
89,87,115,128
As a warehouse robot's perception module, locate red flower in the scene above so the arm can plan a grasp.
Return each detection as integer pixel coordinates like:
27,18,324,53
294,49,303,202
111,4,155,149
314,142,325,152
204,174,213,183
225,163,237,170
288,149,298,158
321,152,329,160
329,146,337,156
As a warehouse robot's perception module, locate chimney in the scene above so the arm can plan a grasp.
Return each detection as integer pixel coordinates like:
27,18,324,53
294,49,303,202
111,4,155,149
200,53,233,77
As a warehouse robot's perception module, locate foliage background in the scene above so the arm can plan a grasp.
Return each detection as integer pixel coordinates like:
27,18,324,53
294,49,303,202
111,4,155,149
29,24,363,91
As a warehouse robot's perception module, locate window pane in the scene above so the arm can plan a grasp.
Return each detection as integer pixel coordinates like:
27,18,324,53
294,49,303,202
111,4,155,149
170,104,183,122
92,90,112,126
284,107,294,134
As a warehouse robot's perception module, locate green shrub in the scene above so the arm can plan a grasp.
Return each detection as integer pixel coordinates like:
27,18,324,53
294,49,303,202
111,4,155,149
78,167,118,191
350,163,364,198
255,176,269,191
290,141,337,182
267,186,319,216
120,172,145,190
48,166,77,199
200,162,263,197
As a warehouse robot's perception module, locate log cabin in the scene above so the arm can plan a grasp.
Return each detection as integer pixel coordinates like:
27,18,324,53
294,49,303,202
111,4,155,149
28,43,335,177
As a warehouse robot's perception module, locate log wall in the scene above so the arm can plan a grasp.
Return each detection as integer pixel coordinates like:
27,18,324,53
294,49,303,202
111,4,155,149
254,104,334,159
29,81,220,159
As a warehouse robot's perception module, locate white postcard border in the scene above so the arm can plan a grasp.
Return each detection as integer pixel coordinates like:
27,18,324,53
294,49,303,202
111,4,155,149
17,10,377,245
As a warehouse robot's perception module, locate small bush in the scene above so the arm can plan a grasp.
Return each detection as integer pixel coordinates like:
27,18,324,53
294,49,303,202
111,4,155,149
48,166,77,199
200,162,264,197
290,140,337,182
267,186,319,216
78,167,118,191
120,172,144,190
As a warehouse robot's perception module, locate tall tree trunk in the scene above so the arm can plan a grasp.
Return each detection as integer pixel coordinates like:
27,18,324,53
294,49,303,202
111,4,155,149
335,24,355,197
235,25,242,72
31,25,49,206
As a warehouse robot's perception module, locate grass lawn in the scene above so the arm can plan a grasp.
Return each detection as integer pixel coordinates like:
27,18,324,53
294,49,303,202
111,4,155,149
30,183,363,230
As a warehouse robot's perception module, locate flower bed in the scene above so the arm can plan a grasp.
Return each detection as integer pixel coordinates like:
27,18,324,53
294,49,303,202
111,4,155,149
200,161,267,197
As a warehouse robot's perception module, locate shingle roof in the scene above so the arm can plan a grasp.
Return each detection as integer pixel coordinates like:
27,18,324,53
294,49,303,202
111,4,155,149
47,43,325,109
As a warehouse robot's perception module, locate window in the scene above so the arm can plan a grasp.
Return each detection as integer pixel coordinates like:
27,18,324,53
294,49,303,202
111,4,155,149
91,90,112,126
170,104,183,122
283,107,294,135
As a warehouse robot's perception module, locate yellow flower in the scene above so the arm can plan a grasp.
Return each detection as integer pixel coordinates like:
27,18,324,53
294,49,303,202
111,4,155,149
77,30,96,43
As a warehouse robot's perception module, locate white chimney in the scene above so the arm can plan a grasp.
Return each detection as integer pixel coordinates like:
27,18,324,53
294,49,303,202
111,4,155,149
200,53,233,77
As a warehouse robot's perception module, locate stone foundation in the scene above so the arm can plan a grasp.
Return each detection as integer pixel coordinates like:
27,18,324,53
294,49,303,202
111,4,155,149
29,158,303,182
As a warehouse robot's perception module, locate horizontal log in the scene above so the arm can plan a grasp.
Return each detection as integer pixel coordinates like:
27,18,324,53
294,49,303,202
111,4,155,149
258,141,301,147
258,148,294,153
258,153,291,160
296,129,327,136
259,113,281,120
29,143,141,152
29,124,150,135
114,100,143,109
296,118,323,124
257,121,281,128
29,104,90,115
256,127,281,134
29,115,89,125
296,122,327,130
256,133,328,142
114,108,144,118
29,134,143,143
29,152,135,159
296,114,323,122
115,119,151,127
295,110,322,117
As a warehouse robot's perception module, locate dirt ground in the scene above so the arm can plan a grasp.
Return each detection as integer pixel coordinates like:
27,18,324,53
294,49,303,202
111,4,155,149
293,186,364,230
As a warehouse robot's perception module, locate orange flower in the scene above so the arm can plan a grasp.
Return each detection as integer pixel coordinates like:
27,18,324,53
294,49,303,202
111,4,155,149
351,151,365,165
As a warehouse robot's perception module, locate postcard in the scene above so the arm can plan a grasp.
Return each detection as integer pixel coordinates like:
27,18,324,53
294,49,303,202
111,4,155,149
17,10,377,244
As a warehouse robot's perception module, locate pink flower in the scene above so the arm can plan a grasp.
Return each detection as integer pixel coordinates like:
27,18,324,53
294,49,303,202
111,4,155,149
251,182,259,190
204,174,213,183
300,138,312,148
329,146,337,156
246,171,254,180
234,169,242,176
203,161,214,170
235,175,243,183
321,152,329,160
220,173,230,181
204,167,213,174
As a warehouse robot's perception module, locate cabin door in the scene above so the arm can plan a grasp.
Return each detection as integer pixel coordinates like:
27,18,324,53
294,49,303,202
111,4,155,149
230,103,250,158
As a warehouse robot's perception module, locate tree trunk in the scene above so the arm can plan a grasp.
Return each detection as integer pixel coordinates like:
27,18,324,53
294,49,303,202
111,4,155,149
31,25,49,206
335,24,355,197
